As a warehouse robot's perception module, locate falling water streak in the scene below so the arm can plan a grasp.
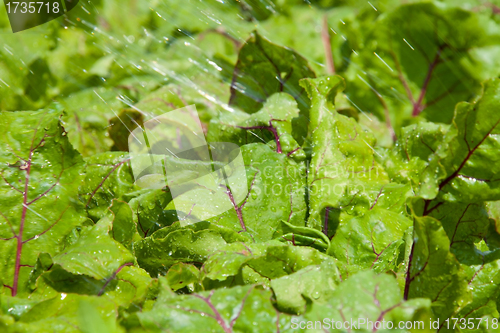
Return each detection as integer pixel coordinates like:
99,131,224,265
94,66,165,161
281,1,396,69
81,5,91,15
3,45,13,55
357,74,381,97
248,130,267,143
118,94,136,106
344,55,407,103
374,52,394,72
344,94,372,121
86,1,100,14
111,108,141,144
0,79,10,87
79,4,245,117
126,113,143,130
116,95,159,121
94,90,142,143
165,147,180,159
147,64,235,112
368,1,377,11
93,90,107,104
22,203,49,222
362,139,382,158
403,38,415,50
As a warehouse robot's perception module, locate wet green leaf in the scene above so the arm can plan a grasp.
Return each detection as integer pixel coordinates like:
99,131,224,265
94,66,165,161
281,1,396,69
205,143,307,242
79,152,137,221
166,263,201,292
109,200,137,249
405,212,470,324
300,76,388,231
4,294,120,333
229,31,316,114
128,188,177,238
134,222,248,277
138,283,293,333
208,92,306,157
328,207,412,277
419,78,500,203
346,2,500,127
0,109,86,297
303,270,432,332
271,259,339,315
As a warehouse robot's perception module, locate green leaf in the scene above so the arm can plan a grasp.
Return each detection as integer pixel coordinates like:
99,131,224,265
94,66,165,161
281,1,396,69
26,252,53,292
208,92,306,157
258,6,356,75
229,31,316,114
300,76,388,232
204,143,307,242
166,263,201,292
89,55,116,78
24,215,135,301
0,295,38,320
0,109,86,297
487,201,500,227
426,202,491,262
58,88,120,157
133,83,227,124
23,58,57,103
134,222,248,277
43,217,134,282
138,283,293,333
109,200,136,249
4,294,120,333
79,152,137,221
423,202,500,322
201,241,336,286
128,188,177,238
78,299,119,333
0,31,57,111
33,264,153,309
28,219,150,306
380,122,449,187
271,259,339,315
455,252,500,327
404,212,470,324
98,265,154,306
201,242,261,283
327,207,412,277
346,2,500,127
303,270,432,331
419,78,500,203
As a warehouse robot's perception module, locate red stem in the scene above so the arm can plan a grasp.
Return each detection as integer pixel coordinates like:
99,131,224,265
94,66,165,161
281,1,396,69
220,185,246,231
235,120,282,154
412,47,443,116
98,263,133,296
12,147,34,296
321,15,335,74
403,242,415,300
194,291,232,333
85,158,130,208
267,122,282,154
